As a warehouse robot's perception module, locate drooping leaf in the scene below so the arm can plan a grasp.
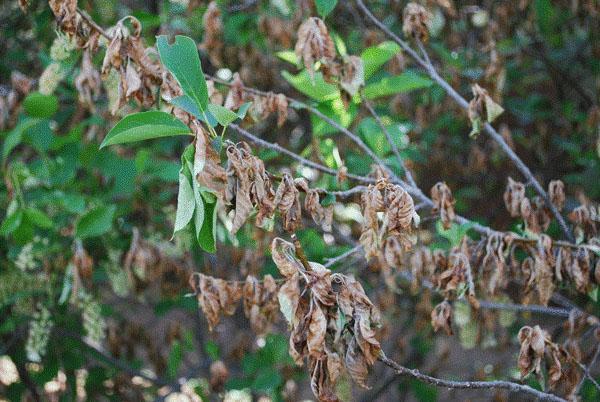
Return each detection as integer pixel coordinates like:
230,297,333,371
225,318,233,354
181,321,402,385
196,195,217,253
76,205,116,238
363,71,433,99
156,35,209,111
174,172,195,233
100,111,191,148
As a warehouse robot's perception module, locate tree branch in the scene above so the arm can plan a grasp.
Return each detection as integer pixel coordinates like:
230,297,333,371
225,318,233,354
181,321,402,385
378,352,567,402
355,0,575,242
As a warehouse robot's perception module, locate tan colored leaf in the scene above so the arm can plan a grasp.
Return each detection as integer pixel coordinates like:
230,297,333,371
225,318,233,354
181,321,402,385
295,17,336,80
548,180,565,211
503,177,525,217
402,2,432,42
431,182,455,229
271,237,303,278
431,300,453,335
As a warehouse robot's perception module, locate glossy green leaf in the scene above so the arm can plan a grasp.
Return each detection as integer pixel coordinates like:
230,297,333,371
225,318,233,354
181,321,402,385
207,103,239,126
76,205,116,238
363,71,433,99
23,92,58,118
100,111,191,148
156,35,209,111
197,196,217,253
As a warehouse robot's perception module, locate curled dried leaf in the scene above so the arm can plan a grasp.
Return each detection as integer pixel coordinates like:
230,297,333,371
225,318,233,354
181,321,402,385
431,182,455,229
517,325,546,378
468,84,504,137
431,300,453,335
271,237,303,278
503,177,525,218
548,180,565,211
402,2,432,42
295,17,336,80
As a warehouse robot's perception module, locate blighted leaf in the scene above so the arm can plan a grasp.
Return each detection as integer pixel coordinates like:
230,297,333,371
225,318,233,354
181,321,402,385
100,111,191,148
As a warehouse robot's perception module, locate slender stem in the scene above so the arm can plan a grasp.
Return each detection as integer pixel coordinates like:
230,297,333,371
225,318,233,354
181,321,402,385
355,0,574,242
378,352,567,402
229,123,375,184
362,98,417,188
324,245,362,268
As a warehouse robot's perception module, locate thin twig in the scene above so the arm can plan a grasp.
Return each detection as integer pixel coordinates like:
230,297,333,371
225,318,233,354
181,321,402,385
324,245,363,268
362,98,417,188
355,0,575,243
378,352,567,402
229,123,376,185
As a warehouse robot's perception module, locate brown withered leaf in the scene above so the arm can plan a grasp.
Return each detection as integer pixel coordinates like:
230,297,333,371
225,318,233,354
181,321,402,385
271,237,304,278
278,273,300,325
209,360,229,392
189,273,241,331
548,180,565,211
295,17,336,80
431,300,453,335
340,55,365,97
307,301,327,358
468,84,504,137
517,325,546,378
568,249,591,293
273,174,302,232
547,347,562,388
194,122,227,197
503,177,525,217
534,235,555,306
402,2,432,42
200,2,223,66
345,337,370,389
75,41,102,111
359,184,384,260
224,73,247,110
242,275,280,335
49,0,79,35
431,182,455,229
384,183,418,232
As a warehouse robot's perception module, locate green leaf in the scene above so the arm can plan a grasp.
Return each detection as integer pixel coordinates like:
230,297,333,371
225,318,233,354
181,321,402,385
282,70,340,102
169,95,202,118
23,92,59,118
0,210,23,236
197,196,217,253
207,103,239,126
76,205,116,239
167,340,183,379
156,35,209,111
100,111,191,148
361,41,401,80
24,208,53,229
363,71,433,99
236,102,252,119
174,173,195,233
275,50,299,66
2,118,40,161
315,0,337,18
